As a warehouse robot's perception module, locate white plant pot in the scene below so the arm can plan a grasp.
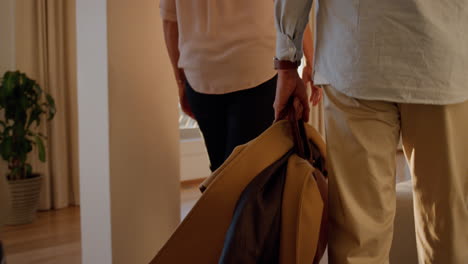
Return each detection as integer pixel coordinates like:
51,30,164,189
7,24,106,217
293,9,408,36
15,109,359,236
6,175,42,225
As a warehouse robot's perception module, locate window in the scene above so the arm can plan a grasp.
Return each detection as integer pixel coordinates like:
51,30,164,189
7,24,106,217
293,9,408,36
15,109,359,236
179,105,202,139
178,105,210,181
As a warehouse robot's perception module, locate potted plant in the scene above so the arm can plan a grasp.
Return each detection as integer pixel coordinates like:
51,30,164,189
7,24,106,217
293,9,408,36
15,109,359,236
0,71,56,225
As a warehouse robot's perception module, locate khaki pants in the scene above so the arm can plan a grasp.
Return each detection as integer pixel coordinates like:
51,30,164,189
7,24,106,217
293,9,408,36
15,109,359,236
324,86,468,264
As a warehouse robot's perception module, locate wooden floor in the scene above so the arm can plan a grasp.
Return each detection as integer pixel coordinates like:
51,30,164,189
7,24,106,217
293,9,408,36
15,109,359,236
2,153,410,263
181,181,203,220
3,207,82,264
2,182,203,264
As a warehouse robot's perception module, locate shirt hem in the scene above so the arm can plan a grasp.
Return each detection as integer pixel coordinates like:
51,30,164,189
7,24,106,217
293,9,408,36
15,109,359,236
159,7,177,22
330,87,468,106
185,72,277,95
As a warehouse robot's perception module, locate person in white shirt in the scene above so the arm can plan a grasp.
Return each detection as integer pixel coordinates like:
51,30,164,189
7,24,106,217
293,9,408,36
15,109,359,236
274,0,468,263
160,0,318,172
160,0,278,171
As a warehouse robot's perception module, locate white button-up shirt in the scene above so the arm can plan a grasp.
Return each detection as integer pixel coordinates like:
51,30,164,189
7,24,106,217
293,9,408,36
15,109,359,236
276,0,468,105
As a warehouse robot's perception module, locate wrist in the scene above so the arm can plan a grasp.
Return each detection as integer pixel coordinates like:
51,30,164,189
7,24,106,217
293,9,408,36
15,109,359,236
274,58,301,70
176,79,184,86
278,69,299,76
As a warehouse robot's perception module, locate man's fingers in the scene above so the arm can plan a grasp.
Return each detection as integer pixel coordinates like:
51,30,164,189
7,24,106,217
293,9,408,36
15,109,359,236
296,82,310,122
181,101,196,119
292,97,303,120
311,90,319,106
310,85,323,106
275,69,310,121
274,76,293,121
274,94,289,121
274,101,286,121
301,65,313,86
302,74,312,86
179,89,196,120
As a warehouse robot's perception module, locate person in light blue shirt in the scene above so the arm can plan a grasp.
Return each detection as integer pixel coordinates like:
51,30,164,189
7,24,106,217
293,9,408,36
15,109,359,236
273,0,468,263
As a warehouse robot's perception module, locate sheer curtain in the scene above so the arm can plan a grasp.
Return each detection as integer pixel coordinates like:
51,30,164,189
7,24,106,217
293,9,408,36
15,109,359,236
15,0,79,210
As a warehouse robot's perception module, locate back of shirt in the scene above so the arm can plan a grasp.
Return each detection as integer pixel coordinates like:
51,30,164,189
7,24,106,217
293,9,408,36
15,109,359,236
160,0,277,94
314,0,468,104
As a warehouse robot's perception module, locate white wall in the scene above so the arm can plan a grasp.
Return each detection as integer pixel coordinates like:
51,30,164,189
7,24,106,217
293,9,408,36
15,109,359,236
0,0,15,74
106,0,181,262
77,0,181,263
76,0,113,263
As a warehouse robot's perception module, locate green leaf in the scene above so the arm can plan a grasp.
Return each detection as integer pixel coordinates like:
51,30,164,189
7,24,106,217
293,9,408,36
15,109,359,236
33,83,43,95
0,137,12,160
10,167,21,180
2,71,18,97
25,163,33,177
46,93,56,120
25,139,33,153
35,135,46,162
0,72,54,176
27,106,43,128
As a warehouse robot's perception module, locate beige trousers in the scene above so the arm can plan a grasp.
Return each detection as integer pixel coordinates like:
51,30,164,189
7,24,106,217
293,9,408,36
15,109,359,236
324,86,468,264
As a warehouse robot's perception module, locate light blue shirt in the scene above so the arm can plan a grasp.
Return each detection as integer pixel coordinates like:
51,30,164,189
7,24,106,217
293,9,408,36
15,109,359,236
275,0,468,105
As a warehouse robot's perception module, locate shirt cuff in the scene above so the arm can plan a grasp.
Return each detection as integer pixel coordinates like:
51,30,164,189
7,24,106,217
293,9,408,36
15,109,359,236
160,7,177,22
276,31,303,62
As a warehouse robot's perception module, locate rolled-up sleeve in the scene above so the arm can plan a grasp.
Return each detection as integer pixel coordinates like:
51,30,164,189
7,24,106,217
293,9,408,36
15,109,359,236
275,0,313,61
159,0,177,21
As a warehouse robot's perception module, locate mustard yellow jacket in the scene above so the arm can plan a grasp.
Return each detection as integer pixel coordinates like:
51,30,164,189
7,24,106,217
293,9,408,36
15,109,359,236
151,120,327,264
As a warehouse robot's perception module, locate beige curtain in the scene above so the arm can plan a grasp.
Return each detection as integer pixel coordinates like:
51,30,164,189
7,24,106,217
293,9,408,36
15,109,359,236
15,0,79,210
307,1,326,137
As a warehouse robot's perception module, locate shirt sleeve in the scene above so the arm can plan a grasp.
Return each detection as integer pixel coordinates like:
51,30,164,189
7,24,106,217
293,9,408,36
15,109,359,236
159,0,177,21
275,0,314,62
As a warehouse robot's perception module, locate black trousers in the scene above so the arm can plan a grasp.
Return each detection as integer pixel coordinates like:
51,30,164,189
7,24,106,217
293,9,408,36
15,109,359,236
185,76,277,171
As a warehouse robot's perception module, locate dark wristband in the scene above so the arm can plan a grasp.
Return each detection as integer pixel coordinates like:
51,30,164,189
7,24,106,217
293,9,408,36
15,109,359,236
274,58,301,70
